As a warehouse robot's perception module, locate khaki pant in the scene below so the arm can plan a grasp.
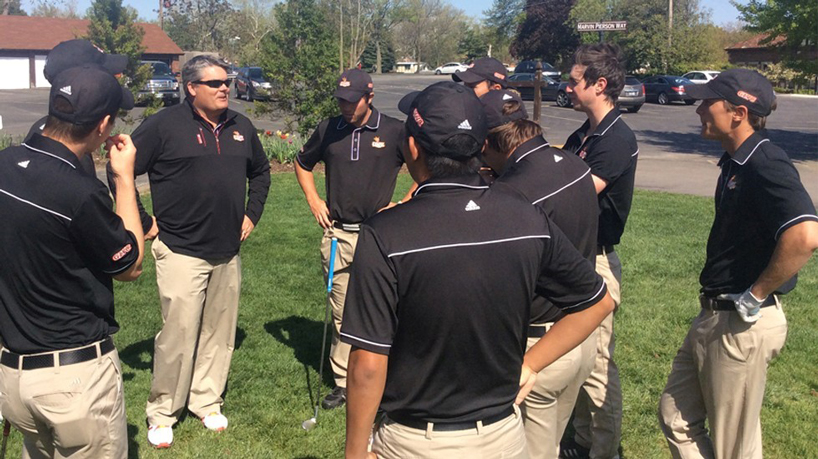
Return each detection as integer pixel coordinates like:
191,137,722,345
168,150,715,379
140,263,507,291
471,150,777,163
373,406,529,459
0,343,127,459
658,299,787,459
521,325,597,459
320,226,359,388
572,249,622,458
146,237,241,426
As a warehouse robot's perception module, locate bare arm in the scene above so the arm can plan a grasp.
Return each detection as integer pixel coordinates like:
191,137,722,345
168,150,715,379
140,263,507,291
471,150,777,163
591,174,608,195
107,134,144,282
294,160,332,229
518,292,614,403
379,181,419,212
345,347,387,459
750,220,818,299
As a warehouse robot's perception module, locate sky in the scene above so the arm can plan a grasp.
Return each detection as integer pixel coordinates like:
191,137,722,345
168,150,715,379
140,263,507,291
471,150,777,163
24,0,746,27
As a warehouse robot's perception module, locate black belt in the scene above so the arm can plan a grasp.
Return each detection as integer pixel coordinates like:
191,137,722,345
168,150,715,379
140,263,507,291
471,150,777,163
528,325,548,338
597,245,615,255
389,406,515,432
1,337,115,370
333,221,361,232
699,294,776,312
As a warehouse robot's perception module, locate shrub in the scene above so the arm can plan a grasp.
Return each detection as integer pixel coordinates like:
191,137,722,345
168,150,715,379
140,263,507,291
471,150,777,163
258,129,304,164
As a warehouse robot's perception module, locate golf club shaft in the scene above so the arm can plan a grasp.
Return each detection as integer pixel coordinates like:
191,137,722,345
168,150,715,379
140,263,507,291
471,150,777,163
313,237,338,421
1,420,10,459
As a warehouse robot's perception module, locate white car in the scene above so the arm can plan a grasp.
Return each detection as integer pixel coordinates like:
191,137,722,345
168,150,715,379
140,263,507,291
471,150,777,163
434,62,468,75
682,70,721,84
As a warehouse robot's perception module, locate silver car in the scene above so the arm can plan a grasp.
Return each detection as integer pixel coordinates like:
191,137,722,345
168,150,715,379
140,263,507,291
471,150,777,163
682,70,721,84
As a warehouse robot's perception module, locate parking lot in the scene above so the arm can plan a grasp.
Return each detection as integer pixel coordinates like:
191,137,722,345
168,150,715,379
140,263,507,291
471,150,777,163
2,73,816,201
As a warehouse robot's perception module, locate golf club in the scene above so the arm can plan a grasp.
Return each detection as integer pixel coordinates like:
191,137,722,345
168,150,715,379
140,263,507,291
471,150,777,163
1,419,11,459
302,236,338,431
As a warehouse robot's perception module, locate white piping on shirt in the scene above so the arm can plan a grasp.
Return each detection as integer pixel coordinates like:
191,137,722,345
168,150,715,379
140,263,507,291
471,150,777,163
631,148,639,157
22,143,76,169
774,214,818,240
560,281,607,310
413,182,489,196
515,143,551,163
733,139,769,165
340,332,392,348
532,169,592,205
598,115,621,136
0,188,72,221
388,235,551,258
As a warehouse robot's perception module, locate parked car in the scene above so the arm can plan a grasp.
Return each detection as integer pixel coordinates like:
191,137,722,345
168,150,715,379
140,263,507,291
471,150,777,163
226,65,239,80
618,76,646,112
552,76,645,112
235,67,273,101
434,62,468,75
513,60,561,80
507,73,562,101
642,75,695,105
138,60,180,106
681,70,720,84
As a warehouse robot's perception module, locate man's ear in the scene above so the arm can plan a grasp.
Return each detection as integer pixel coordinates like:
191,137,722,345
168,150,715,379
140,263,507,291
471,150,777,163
731,105,749,123
97,115,113,137
366,93,375,105
407,135,421,162
595,77,608,96
186,81,198,98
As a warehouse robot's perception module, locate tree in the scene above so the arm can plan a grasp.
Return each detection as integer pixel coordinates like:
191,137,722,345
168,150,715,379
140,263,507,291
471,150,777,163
85,0,151,101
165,0,234,51
259,0,339,135
483,0,524,61
394,0,467,67
512,0,580,68
3,0,27,15
736,0,818,76
30,0,80,18
361,35,396,72
459,24,488,61
225,0,276,64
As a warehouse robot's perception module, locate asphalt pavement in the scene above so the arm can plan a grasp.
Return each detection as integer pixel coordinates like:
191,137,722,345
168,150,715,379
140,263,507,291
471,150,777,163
2,74,816,202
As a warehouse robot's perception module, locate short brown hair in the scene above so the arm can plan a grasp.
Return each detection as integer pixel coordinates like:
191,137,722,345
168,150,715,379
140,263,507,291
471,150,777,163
573,43,625,104
43,95,115,141
724,99,776,131
486,101,542,154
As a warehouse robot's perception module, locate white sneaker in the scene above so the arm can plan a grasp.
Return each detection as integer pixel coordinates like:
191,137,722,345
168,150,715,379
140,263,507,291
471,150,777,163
147,425,173,449
202,412,228,432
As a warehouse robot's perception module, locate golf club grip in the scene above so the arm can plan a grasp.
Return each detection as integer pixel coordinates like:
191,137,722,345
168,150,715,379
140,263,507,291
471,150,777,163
327,237,338,293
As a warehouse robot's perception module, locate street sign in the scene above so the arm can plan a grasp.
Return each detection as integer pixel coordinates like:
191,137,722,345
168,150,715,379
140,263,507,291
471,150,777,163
577,21,627,32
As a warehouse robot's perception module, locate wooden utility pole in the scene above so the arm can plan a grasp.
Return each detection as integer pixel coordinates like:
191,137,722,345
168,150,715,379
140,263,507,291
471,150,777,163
339,0,344,70
533,61,542,122
159,0,164,30
667,0,673,71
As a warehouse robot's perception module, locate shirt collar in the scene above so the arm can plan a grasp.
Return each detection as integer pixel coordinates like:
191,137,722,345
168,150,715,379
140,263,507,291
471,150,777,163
719,132,768,167
22,133,82,170
506,135,550,167
185,97,236,126
336,106,382,131
413,173,489,197
573,107,622,140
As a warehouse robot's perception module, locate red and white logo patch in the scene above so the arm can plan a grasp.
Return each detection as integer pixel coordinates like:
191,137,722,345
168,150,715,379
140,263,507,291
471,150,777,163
737,91,757,103
578,150,588,160
112,243,132,261
412,108,424,127
494,72,505,80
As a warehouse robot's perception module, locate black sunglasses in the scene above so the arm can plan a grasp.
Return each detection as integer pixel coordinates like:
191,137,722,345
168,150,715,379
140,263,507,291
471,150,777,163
194,79,233,89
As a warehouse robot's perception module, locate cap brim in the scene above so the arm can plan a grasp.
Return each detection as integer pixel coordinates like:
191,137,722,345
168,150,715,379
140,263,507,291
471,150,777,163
104,54,128,75
398,91,420,115
334,88,368,103
120,87,135,110
452,70,484,85
685,83,721,101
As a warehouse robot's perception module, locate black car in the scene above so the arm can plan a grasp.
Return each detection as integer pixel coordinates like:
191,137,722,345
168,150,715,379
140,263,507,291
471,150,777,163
138,60,180,106
642,75,695,105
507,73,562,101
551,76,645,112
513,61,561,80
235,67,273,101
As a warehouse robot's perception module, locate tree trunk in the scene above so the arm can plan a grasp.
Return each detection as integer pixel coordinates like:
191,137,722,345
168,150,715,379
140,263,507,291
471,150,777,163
375,39,382,74
339,0,344,70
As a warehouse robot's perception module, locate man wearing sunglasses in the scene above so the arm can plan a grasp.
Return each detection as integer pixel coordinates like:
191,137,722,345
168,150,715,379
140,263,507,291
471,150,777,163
112,54,271,448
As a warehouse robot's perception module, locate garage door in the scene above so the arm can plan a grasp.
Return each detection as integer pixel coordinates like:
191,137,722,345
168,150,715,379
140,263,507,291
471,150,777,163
0,57,30,89
35,55,50,88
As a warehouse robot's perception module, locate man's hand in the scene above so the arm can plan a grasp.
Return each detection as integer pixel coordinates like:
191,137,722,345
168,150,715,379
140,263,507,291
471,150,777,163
106,134,136,179
717,288,765,323
378,202,398,213
240,215,255,241
145,216,159,241
516,364,538,405
308,198,332,229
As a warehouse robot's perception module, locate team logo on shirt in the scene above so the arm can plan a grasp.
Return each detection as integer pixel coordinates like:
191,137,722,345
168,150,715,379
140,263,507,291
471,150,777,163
371,136,385,148
233,131,245,142
458,119,472,130
112,243,132,261
578,150,588,160
17,160,30,168
727,175,737,190
553,154,563,163
339,77,351,87
60,86,72,95
465,200,481,211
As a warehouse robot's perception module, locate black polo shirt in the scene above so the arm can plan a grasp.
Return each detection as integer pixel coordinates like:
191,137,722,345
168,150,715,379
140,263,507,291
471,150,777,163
495,135,599,323
564,109,638,246
340,174,606,424
296,107,406,224
27,115,97,178
128,99,271,259
700,133,818,296
0,134,138,354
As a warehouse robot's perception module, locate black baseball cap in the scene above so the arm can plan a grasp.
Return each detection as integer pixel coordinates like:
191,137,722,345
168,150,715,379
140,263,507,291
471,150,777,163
49,65,134,125
44,39,129,83
334,68,374,102
453,57,508,88
480,89,528,129
399,81,487,159
686,69,775,117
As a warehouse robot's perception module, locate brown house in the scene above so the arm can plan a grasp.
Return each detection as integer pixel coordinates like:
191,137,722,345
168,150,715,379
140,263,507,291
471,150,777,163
0,16,183,89
725,33,787,70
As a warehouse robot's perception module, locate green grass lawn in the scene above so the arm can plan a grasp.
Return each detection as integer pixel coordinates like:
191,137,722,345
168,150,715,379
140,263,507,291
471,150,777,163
3,174,816,458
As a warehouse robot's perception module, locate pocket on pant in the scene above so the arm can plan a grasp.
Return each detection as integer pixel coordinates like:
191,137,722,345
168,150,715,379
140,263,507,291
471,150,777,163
721,314,757,363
